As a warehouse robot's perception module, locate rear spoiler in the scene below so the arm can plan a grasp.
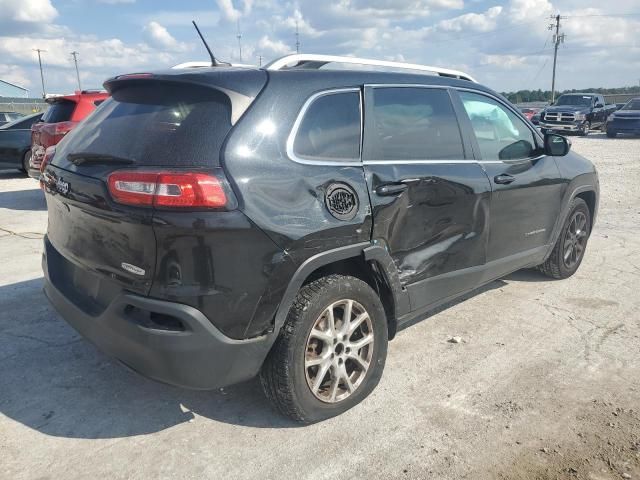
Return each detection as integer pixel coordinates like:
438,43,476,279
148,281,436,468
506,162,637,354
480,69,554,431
104,71,265,125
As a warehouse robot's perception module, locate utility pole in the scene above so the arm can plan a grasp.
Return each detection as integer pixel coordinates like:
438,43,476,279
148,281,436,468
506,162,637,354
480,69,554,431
548,14,565,103
257,54,262,66
33,48,47,98
236,20,243,62
295,20,300,54
70,51,82,91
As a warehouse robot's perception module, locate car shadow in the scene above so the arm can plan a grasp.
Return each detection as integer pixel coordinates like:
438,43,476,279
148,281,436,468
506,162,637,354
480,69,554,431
0,169,28,179
0,278,299,439
0,269,553,439
0,187,45,211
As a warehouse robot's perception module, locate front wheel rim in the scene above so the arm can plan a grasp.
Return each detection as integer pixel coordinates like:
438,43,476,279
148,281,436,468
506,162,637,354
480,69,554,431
563,211,588,269
304,299,374,404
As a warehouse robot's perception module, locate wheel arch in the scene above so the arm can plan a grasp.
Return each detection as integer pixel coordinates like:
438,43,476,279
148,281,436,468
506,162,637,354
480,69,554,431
273,243,410,341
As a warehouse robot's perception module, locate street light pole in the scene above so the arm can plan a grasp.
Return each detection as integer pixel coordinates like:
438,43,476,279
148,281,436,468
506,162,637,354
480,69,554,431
70,51,82,91
33,48,47,98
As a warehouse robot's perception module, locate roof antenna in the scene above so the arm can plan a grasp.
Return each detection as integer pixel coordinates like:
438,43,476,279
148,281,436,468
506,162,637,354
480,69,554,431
192,20,228,66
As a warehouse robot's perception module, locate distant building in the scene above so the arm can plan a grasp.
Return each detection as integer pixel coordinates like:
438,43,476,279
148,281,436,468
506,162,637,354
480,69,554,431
0,79,29,98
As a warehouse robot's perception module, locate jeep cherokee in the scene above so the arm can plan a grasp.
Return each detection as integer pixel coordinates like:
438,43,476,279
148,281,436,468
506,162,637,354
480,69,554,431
41,54,599,423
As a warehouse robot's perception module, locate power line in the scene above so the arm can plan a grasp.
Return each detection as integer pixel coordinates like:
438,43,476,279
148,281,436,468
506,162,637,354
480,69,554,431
564,12,640,18
70,51,81,91
548,14,565,103
32,48,47,98
236,20,242,62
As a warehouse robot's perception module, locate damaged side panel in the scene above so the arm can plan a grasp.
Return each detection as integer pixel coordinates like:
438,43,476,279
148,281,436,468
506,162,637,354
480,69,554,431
364,163,491,311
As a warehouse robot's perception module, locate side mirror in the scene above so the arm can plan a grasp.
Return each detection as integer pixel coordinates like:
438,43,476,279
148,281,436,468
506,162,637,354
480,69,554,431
545,133,571,157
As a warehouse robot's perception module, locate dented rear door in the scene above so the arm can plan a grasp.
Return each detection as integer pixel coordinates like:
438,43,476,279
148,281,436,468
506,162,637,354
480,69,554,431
362,85,492,312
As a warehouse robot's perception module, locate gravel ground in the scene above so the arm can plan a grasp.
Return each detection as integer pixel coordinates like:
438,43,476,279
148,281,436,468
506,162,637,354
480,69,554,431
1,133,639,480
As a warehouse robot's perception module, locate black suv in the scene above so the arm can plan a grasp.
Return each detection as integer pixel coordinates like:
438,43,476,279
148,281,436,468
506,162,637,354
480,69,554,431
41,54,599,423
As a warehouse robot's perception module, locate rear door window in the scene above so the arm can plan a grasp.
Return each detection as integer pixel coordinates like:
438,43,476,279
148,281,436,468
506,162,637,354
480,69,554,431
292,91,361,162
366,87,465,161
459,91,536,161
42,101,76,123
53,83,233,169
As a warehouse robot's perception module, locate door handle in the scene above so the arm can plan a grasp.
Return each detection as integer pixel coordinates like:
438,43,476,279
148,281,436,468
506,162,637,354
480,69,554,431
494,174,516,185
375,183,409,196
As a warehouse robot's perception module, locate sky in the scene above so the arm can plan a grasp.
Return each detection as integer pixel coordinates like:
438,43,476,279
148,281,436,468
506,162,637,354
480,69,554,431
0,0,639,96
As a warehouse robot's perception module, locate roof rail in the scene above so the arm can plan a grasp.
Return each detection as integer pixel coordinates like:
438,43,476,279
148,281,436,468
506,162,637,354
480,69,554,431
264,54,476,82
171,61,256,69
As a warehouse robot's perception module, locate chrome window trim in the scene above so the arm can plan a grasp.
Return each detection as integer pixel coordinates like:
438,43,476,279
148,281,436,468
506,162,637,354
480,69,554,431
286,88,363,167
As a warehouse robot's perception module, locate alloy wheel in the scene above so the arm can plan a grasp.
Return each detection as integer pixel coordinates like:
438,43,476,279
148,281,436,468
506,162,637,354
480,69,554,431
304,299,374,403
563,211,588,269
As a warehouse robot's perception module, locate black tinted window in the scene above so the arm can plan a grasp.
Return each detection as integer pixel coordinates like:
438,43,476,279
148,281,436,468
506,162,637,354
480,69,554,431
368,88,464,160
293,91,360,161
42,101,75,123
622,100,640,110
54,83,232,168
460,91,536,160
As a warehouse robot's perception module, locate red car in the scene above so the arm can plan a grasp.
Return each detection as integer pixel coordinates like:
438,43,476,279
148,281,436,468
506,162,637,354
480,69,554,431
519,107,540,122
29,90,109,177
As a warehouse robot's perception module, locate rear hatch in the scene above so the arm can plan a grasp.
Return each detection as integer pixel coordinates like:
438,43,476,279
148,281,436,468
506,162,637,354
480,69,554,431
43,74,263,300
32,98,77,166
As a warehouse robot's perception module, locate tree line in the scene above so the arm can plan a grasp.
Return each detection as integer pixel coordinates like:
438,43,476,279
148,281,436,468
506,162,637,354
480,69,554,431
501,86,640,104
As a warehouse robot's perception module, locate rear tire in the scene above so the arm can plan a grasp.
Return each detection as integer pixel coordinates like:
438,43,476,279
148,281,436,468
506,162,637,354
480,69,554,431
539,198,591,279
260,274,388,423
21,150,31,174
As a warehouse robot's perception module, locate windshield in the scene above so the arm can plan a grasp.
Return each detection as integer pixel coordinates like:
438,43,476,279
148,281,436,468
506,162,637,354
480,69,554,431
53,82,232,169
555,95,593,107
622,99,640,111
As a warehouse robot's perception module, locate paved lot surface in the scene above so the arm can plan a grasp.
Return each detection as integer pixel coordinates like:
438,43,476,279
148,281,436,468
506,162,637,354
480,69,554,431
1,133,639,480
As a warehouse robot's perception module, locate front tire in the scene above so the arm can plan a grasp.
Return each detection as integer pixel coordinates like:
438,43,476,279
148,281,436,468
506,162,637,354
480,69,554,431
539,198,591,279
606,130,617,138
21,150,31,174
260,274,388,423
579,122,591,136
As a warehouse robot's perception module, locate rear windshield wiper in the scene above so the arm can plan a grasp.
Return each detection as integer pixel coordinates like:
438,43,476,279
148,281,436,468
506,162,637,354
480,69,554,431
68,152,136,166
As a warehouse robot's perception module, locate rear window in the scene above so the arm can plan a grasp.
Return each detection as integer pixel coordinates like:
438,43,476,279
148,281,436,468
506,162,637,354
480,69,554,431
42,101,76,123
53,83,232,168
292,91,361,162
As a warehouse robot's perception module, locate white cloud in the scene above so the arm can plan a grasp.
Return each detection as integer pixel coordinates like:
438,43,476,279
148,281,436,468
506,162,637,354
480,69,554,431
481,53,527,68
257,35,290,55
0,0,58,23
216,0,254,21
142,21,189,52
507,0,552,23
438,6,503,32
0,64,31,88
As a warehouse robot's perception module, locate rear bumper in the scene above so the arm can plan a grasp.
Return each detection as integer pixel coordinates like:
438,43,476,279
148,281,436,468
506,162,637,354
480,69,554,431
42,238,273,390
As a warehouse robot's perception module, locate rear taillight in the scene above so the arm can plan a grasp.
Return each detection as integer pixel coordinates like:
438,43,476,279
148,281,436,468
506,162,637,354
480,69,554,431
107,170,232,209
41,146,56,173
51,121,75,143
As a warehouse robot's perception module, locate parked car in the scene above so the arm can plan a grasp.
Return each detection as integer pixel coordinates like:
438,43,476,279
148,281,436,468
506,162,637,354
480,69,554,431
519,107,540,122
0,111,24,127
40,54,598,423
539,93,617,135
0,112,44,173
606,97,640,138
530,110,541,125
29,90,109,177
